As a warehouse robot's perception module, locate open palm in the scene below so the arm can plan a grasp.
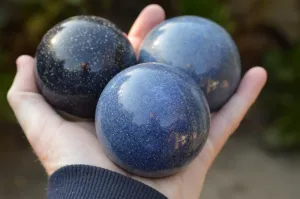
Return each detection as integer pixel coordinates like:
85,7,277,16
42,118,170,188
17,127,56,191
7,5,267,199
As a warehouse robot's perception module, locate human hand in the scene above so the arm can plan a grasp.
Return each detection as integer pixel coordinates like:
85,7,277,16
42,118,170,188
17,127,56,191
7,4,267,199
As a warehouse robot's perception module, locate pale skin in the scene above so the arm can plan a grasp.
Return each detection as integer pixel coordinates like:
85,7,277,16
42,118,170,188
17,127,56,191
7,4,267,199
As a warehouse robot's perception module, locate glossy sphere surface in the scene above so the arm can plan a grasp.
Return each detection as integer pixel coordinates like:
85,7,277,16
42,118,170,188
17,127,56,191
35,16,137,119
138,16,241,112
95,63,210,177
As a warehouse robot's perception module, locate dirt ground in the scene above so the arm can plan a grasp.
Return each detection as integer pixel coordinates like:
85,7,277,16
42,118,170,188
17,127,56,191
0,118,300,199
201,131,300,199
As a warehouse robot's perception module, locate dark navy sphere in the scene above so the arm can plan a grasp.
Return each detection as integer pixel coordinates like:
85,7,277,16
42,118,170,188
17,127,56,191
138,16,241,112
35,16,137,119
95,63,210,177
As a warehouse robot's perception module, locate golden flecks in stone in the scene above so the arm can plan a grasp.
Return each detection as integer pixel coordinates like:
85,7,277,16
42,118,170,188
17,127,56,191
207,79,219,94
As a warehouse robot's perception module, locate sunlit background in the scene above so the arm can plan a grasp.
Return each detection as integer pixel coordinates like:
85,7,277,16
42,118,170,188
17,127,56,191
0,0,300,198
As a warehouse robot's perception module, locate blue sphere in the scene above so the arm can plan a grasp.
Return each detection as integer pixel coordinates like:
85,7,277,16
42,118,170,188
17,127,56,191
35,16,136,119
95,63,210,177
138,16,241,112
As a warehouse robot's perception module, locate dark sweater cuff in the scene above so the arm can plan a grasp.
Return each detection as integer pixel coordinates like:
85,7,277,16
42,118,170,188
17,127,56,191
47,165,167,199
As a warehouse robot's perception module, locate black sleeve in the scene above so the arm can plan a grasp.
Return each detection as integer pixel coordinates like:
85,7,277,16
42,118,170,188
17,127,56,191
47,165,168,199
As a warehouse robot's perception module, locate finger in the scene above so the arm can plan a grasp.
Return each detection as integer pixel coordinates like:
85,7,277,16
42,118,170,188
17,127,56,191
180,67,267,196
208,66,267,162
11,55,38,93
7,55,63,147
128,4,165,52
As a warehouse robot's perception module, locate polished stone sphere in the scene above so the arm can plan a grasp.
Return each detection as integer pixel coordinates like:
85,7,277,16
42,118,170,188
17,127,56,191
35,15,137,119
95,63,210,177
138,16,241,112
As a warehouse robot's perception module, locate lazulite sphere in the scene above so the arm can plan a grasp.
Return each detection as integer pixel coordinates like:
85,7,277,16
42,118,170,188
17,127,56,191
35,15,137,119
138,16,241,112
95,63,210,177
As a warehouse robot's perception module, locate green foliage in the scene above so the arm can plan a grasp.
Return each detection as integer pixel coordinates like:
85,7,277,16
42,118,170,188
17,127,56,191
177,0,236,33
262,44,300,150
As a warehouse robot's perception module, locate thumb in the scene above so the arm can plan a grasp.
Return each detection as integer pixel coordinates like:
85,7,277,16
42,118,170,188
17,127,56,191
7,55,119,175
128,4,165,53
7,55,63,149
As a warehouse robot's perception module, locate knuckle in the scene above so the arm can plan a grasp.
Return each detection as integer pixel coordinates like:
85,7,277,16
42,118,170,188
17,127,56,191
6,89,15,104
6,91,26,109
6,89,23,111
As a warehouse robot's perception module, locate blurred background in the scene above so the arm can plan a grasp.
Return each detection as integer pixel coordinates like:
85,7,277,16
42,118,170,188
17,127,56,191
0,0,300,198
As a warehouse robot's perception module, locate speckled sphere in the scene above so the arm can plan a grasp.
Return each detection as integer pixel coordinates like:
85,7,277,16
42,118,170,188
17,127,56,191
95,63,210,177
35,16,137,119
138,16,241,112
